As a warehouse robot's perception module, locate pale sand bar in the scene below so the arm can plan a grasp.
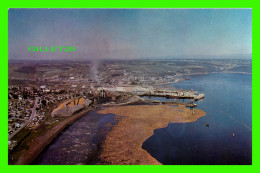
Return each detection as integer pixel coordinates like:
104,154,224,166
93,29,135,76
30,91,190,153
98,105,206,165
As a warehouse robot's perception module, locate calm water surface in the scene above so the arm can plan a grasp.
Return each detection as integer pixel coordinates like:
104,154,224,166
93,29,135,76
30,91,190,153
142,73,252,165
33,111,117,165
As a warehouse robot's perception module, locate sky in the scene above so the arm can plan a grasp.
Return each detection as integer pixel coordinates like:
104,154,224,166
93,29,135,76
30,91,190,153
8,9,252,60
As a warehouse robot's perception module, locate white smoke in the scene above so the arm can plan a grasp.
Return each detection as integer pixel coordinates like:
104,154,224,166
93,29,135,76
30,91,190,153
85,28,110,84
90,59,100,83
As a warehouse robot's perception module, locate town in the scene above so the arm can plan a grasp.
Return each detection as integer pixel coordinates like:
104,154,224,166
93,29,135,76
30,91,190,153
8,58,251,163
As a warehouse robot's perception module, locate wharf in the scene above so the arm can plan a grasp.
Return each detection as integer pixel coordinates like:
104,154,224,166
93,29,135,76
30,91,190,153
139,90,205,100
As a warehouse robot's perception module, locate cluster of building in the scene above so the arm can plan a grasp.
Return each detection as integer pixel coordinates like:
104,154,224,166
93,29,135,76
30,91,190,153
8,84,139,142
8,86,88,138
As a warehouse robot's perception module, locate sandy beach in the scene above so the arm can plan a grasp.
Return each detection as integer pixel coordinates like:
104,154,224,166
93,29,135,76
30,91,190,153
98,105,206,165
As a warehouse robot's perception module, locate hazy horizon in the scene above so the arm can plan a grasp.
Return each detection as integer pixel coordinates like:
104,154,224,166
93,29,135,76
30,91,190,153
9,9,252,60
8,53,252,61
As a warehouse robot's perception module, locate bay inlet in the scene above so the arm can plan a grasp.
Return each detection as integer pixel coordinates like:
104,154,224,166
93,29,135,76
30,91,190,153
142,73,252,165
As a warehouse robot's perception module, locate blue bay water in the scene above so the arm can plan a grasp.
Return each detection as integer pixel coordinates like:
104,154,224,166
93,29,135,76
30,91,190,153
142,73,252,165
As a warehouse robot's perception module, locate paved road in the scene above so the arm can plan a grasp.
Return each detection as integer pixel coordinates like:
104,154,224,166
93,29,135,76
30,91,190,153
8,97,39,141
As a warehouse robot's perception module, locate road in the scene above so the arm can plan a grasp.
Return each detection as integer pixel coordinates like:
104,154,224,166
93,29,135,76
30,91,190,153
8,97,39,141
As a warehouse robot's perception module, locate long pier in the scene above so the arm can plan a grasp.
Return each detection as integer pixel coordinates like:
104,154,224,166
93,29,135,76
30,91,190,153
138,90,205,100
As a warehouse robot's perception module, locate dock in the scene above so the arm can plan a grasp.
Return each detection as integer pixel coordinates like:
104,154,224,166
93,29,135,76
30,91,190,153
138,89,205,100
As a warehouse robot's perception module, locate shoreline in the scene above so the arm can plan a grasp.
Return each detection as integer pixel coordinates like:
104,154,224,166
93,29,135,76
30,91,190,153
156,71,251,86
98,105,206,165
14,108,91,165
157,71,251,87
13,101,205,165
12,72,247,165
181,71,251,76
211,71,252,75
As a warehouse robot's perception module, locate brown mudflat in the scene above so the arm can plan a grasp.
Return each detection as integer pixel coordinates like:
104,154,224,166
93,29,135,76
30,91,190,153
98,105,206,165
